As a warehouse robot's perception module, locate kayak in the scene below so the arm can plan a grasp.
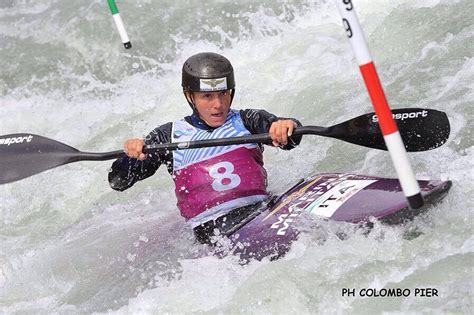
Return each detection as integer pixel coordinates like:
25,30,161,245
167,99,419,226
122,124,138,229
218,173,452,261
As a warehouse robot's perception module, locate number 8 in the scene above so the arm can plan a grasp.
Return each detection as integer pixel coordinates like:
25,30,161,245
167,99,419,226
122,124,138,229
209,162,241,192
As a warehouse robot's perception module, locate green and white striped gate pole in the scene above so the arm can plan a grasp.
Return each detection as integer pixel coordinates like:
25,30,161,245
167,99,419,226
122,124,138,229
107,0,131,49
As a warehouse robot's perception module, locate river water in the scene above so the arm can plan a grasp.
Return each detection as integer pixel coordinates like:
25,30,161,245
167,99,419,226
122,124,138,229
1,0,473,313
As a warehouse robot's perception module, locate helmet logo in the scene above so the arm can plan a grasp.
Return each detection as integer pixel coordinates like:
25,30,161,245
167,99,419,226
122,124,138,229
199,77,227,91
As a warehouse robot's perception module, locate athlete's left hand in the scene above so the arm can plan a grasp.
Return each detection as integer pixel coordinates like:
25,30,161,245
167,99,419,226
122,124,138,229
269,119,297,147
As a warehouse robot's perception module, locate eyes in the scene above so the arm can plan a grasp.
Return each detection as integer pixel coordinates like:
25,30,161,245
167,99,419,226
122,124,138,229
201,90,229,99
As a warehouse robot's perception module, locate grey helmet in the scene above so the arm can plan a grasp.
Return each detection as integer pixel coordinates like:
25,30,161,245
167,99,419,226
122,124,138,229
182,52,236,109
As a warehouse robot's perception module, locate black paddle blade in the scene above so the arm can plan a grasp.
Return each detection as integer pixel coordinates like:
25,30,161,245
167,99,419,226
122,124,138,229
328,108,450,151
0,134,80,184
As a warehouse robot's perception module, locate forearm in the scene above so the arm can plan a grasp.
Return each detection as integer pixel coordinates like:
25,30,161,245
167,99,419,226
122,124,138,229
108,156,160,191
108,123,172,191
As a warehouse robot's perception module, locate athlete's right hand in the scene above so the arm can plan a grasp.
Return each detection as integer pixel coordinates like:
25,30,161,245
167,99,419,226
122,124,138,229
123,138,146,160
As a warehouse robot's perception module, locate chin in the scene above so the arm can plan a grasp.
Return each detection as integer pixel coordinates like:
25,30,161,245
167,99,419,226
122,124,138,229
209,120,225,127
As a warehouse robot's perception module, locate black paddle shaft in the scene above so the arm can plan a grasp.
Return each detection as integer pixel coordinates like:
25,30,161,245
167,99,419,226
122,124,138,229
0,108,450,184
143,108,449,152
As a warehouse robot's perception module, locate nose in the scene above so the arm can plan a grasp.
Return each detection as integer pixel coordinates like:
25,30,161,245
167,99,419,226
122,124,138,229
212,94,225,108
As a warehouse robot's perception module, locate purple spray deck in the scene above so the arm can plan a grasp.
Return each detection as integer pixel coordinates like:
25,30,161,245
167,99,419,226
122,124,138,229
223,173,452,261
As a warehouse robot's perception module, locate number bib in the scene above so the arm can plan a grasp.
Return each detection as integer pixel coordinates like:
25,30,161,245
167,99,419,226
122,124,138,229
173,147,268,225
171,112,268,226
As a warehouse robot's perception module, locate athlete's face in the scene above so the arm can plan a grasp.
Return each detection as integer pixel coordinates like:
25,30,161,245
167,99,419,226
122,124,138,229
191,90,232,127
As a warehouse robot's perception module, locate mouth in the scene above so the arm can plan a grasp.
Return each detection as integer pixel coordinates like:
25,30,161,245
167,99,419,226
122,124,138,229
211,112,224,119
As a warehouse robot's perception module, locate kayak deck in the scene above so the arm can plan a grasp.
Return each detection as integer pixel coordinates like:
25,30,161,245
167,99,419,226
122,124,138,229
227,173,452,260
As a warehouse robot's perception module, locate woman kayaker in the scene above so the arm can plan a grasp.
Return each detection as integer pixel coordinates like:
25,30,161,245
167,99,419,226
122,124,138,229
108,52,302,243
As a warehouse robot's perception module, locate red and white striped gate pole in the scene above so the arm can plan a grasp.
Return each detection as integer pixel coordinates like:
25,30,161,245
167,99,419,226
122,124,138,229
334,0,424,209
